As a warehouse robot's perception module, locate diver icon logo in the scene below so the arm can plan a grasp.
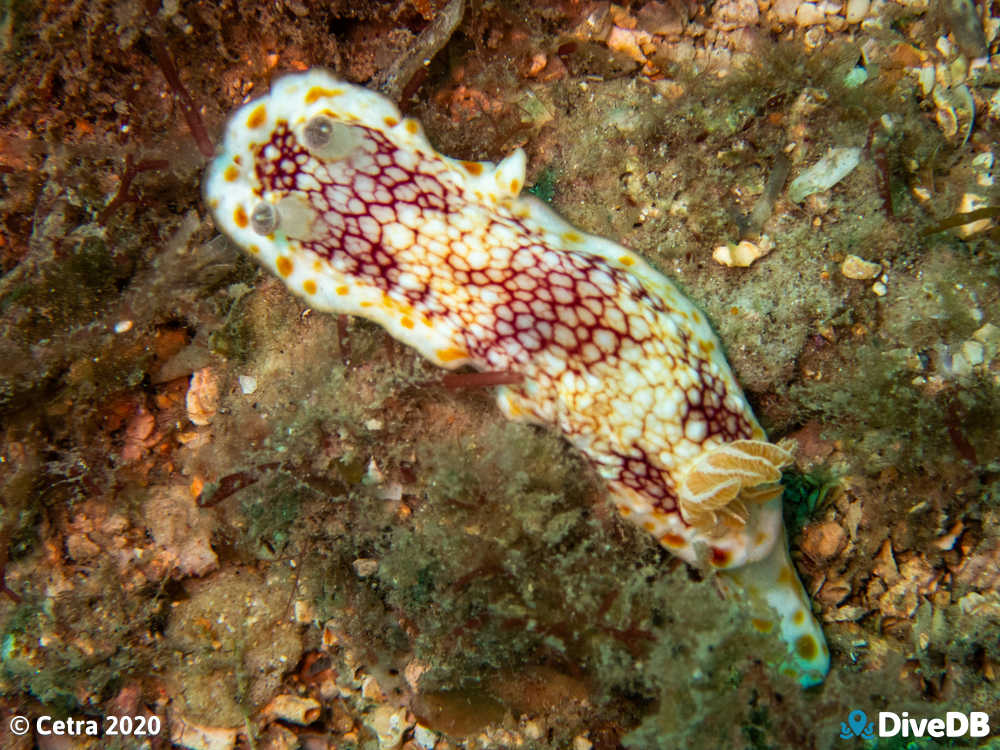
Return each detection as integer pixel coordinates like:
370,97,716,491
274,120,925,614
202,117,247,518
840,710,876,740
838,710,990,739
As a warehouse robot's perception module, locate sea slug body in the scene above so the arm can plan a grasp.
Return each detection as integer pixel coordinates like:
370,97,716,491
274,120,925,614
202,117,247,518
204,69,829,686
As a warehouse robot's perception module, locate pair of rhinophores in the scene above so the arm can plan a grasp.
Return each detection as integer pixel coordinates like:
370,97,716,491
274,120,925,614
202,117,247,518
204,68,830,686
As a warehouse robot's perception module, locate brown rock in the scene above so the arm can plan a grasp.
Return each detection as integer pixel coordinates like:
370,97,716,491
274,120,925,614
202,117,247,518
636,0,689,36
866,577,886,601
824,604,869,622
712,0,760,30
186,367,220,426
329,701,356,734
879,580,919,619
788,421,835,463
259,725,298,750
899,557,938,595
817,578,852,607
143,486,218,577
65,532,101,562
877,557,938,619
872,539,900,584
955,539,1000,590
801,521,847,562
262,695,321,726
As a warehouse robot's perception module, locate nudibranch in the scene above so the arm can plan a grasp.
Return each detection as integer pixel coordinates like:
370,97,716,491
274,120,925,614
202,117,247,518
204,69,829,685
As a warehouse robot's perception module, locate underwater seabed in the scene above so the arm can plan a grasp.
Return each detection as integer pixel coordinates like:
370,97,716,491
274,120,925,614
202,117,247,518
0,0,998,748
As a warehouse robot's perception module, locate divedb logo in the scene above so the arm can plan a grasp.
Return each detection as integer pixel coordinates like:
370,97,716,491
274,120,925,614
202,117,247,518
839,710,991,740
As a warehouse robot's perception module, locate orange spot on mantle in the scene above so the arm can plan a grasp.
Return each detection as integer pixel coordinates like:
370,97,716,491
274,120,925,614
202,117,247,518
709,547,731,567
305,87,342,104
246,105,267,129
381,294,415,316
276,256,293,277
435,347,468,363
795,634,818,661
233,205,248,228
659,533,686,548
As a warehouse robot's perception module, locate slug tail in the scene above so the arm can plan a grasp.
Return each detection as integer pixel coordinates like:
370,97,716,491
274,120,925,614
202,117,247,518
722,522,830,687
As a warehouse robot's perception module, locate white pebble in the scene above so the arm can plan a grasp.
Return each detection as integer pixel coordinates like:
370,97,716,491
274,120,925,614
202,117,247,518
772,0,801,23
712,0,760,29
523,720,544,740
377,482,404,501
712,238,773,267
843,66,868,88
114,320,133,334
294,599,315,624
957,192,992,236
972,151,995,188
971,151,995,171
871,281,887,296
950,351,971,377
170,720,238,750
841,254,881,279
795,2,826,26
961,340,984,367
916,65,935,96
989,89,1000,119
788,147,862,202
845,0,869,22
803,25,826,49
973,322,999,348
414,724,438,750
262,694,321,725
826,14,848,31
366,705,409,750
353,558,379,577
238,375,258,394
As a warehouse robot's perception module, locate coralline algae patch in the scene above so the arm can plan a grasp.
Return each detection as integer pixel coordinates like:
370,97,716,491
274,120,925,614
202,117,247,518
205,69,828,685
